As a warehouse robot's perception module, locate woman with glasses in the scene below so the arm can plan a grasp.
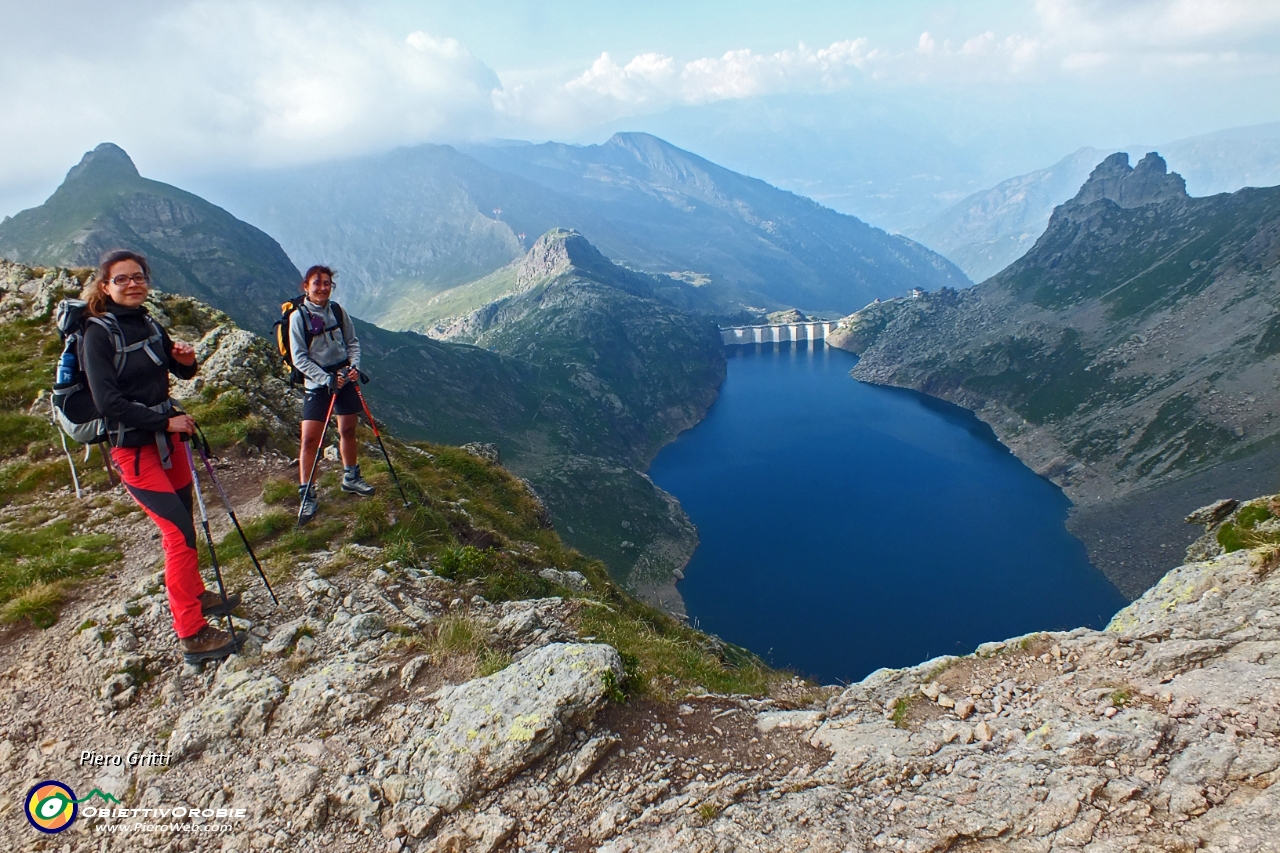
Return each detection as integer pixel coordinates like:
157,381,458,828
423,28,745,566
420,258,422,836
81,249,243,664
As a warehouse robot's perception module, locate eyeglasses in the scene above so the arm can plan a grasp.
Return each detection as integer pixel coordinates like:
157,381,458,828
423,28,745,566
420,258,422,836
110,273,149,286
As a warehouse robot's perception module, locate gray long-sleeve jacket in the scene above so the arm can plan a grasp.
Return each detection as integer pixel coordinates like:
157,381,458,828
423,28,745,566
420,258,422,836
289,299,361,391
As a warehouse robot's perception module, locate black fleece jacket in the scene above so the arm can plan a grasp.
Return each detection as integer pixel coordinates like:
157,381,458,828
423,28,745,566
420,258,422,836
82,301,198,445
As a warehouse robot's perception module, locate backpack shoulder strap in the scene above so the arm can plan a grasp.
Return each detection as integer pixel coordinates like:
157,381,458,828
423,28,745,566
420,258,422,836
86,314,164,371
85,315,130,374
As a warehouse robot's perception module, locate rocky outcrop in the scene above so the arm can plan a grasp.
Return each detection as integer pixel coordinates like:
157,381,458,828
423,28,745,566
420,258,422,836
1069,152,1188,210
515,229,619,290
595,538,1280,853
906,146,1108,282
391,643,622,834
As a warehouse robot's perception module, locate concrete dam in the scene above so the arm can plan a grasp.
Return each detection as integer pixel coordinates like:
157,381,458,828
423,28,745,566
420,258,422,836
720,321,838,346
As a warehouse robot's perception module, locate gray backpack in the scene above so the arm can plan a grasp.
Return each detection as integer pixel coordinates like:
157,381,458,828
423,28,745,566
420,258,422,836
52,299,167,445
51,300,168,495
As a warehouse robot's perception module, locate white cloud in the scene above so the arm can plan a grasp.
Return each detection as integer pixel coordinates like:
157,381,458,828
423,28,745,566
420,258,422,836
498,39,875,130
0,0,501,203
3,0,1279,216
1037,0,1280,71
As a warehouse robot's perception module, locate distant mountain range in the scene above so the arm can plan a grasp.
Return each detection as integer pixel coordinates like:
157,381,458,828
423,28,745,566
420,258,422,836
909,122,1280,282
189,132,968,326
831,151,1280,596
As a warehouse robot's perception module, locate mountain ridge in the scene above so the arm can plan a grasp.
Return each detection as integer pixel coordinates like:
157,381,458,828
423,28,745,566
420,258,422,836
910,122,1280,283
830,152,1280,596
0,143,300,334
190,132,969,326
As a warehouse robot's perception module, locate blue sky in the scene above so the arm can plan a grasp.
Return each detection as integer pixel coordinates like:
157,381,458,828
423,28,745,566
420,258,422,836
2,0,1278,225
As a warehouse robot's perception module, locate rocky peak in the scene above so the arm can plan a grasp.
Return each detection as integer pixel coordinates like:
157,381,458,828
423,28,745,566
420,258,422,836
62,142,140,187
1069,151,1188,209
515,228,614,288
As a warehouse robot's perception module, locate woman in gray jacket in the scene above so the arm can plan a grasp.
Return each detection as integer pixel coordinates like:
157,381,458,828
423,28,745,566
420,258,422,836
291,265,375,523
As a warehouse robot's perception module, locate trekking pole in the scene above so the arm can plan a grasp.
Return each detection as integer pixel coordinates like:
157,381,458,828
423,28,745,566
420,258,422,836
185,438,239,651
353,381,412,508
49,397,83,499
298,390,339,527
192,425,278,606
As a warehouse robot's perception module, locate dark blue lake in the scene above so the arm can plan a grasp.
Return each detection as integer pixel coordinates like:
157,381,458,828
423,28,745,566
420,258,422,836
647,342,1127,685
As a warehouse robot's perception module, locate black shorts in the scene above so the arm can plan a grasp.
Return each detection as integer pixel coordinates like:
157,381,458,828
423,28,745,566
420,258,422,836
302,382,361,422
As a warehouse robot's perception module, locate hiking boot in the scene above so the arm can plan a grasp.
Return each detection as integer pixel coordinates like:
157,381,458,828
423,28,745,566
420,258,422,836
298,484,319,524
199,590,241,618
341,466,376,497
179,625,244,665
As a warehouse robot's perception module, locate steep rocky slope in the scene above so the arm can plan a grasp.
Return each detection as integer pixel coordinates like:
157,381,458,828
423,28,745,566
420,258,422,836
195,133,968,324
2,259,1275,850
0,144,299,334
0,262,783,850
831,152,1280,596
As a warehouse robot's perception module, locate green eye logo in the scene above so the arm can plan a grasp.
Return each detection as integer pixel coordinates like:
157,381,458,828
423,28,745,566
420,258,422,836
25,781,77,833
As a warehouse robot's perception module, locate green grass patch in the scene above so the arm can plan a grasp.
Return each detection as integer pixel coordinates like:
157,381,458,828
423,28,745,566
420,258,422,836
0,413,52,459
0,521,121,618
262,478,297,505
215,510,294,558
1237,504,1272,528
187,387,272,451
575,604,773,701
352,500,391,541
890,696,913,729
433,613,488,655
1216,502,1276,553
383,533,418,568
0,581,67,629
435,545,494,580
477,648,512,677
264,520,345,559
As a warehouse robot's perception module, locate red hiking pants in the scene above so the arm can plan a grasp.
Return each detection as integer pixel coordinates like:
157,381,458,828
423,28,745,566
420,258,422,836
113,440,208,639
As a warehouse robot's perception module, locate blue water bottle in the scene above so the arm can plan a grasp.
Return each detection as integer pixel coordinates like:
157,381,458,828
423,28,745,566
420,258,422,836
56,343,77,386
